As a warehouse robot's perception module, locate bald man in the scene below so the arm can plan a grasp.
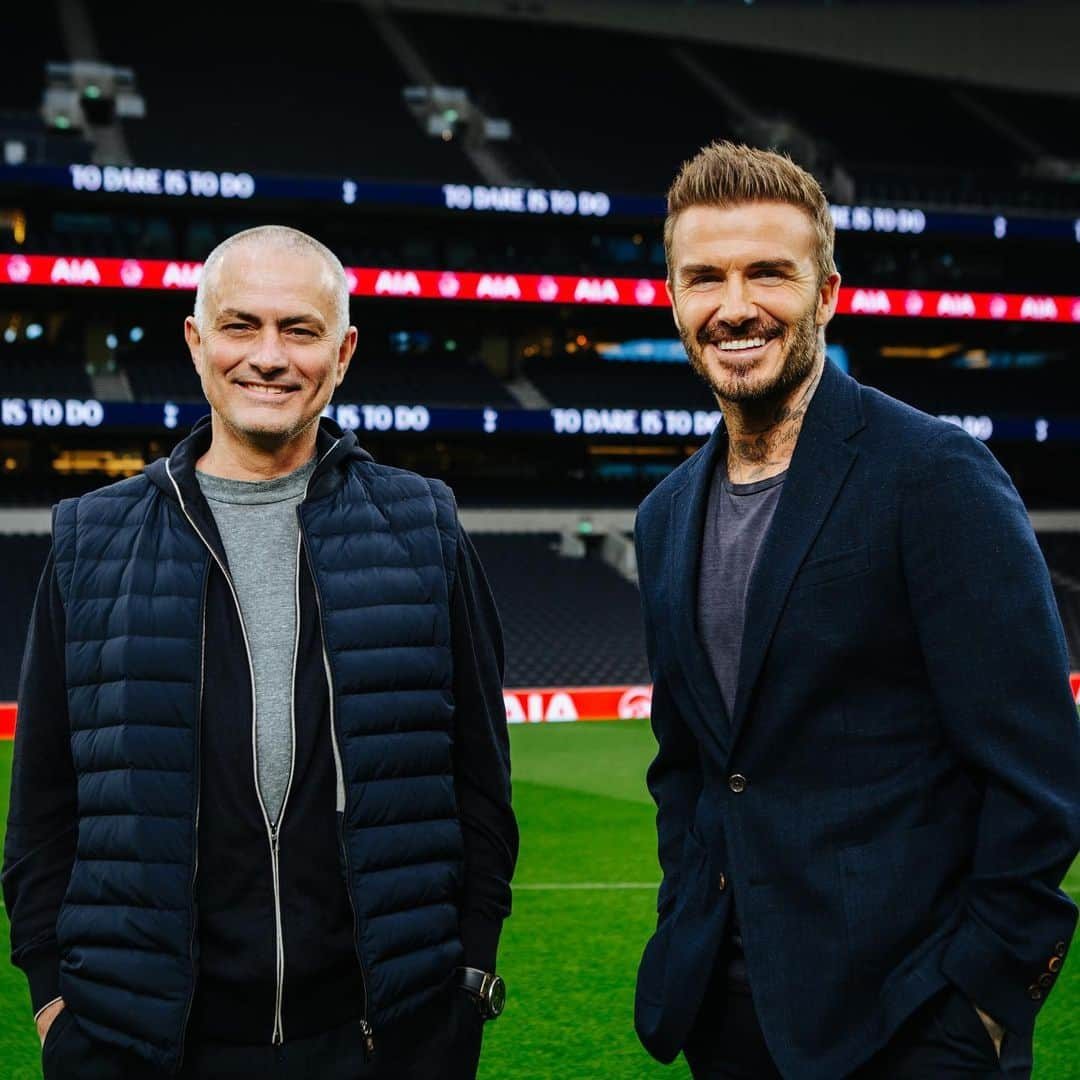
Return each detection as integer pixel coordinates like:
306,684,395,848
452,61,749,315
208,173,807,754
3,226,518,1079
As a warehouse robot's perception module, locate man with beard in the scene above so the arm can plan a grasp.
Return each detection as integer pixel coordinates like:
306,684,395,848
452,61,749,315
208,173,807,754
632,143,1080,1079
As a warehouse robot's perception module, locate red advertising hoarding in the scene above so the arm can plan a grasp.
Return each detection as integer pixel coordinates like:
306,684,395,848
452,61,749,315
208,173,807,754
4,254,1080,324
503,685,654,724
2,675,1078,737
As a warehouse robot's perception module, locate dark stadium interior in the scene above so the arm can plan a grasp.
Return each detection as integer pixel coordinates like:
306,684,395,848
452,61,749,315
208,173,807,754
90,6,482,186
471,533,650,687
0,530,652,699
2,523,1077,701
1039,533,1080,670
0,534,52,700
523,355,716,411
1,7,1078,1078
7,2,1078,206
8,197,1080,304
396,12,720,193
0,341,92,398
1,0,1078,699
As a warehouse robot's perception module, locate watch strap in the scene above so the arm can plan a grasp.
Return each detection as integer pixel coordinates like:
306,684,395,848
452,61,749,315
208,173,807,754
457,966,490,998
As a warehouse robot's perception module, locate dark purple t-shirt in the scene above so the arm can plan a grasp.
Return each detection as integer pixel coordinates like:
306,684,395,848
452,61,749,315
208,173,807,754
698,465,787,719
697,462,787,988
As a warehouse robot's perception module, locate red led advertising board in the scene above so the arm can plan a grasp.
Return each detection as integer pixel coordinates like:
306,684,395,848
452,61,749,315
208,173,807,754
4,254,1080,323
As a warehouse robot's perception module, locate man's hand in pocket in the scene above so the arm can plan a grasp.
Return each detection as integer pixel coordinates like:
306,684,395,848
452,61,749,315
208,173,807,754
36,999,66,1046
973,1003,1004,1058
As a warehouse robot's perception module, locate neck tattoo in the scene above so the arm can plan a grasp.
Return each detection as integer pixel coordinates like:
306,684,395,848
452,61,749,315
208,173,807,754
725,361,823,483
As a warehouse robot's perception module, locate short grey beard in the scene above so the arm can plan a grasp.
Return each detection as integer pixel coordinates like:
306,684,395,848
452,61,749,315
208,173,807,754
218,405,321,453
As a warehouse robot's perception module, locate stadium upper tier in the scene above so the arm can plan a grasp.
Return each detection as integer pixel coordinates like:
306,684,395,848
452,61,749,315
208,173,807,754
397,12,722,195
5,4,1078,211
397,11,1080,209
90,5,481,185
6,9,64,114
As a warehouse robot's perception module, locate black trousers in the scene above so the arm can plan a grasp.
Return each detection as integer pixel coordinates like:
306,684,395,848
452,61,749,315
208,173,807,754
684,981,1034,1079
41,989,483,1080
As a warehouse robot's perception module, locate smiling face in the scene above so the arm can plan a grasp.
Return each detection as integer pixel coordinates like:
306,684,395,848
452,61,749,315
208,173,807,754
185,243,356,460
667,201,839,405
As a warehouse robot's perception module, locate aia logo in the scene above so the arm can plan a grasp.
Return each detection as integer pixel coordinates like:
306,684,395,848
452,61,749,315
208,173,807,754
936,293,975,318
850,289,891,315
1019,296,1057,321
374,270,421,297
50,258,100,286
162,262,202,289
6,255,31,284
437,272,460,298
573,278,619,303
904,292,924,316
476,274,520,300
502,691,579,724
617,686,653,719
989,295,1009,320
345,270,359,294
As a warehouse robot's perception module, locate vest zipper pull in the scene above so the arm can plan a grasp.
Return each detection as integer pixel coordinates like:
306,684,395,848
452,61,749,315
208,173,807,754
360,1018,376,1059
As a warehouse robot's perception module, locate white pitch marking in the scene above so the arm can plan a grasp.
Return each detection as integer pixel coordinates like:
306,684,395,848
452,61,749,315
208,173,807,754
515,882,657,891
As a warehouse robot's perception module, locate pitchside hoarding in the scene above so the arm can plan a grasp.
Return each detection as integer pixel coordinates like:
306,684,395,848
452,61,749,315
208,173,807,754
2,674,1079,736
4,253,1080,324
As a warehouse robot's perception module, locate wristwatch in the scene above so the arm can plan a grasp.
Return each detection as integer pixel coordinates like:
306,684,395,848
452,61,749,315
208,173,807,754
456,966,506,1019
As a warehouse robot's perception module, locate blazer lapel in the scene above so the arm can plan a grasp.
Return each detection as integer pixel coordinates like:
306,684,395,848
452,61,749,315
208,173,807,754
729,363,863,746
667,423,732,753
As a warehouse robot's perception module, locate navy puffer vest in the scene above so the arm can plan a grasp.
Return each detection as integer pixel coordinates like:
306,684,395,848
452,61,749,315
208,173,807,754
51,448,463,1072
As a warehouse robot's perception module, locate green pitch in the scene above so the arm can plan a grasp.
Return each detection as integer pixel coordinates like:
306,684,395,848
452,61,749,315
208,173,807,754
1,723,1078,1078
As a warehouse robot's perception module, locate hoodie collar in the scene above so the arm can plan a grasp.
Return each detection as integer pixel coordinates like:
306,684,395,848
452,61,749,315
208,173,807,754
144,416,370,565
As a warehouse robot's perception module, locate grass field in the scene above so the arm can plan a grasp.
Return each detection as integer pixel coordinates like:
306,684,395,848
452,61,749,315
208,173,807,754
1,721,1078,1078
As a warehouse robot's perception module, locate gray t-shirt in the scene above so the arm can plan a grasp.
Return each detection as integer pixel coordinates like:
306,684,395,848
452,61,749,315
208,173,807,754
196,457,317,826
698,463,786,986
697,465,787,720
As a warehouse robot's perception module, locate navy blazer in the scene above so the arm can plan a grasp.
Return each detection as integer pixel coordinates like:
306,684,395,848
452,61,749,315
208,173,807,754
633,360,1080,1079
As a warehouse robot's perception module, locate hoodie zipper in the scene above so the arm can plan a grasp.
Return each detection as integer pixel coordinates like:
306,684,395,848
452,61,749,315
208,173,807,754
268,531,304,1044
175,555,209,1069
265,440,345,1044
299,512,375,1059
166,458,299,1048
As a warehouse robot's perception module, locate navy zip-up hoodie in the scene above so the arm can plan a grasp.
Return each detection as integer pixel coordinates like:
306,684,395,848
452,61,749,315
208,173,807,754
3,418,518,1070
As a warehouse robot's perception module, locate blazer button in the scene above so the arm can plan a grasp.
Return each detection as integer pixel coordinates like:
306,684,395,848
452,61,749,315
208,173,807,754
1038,973,1054,988
728,774,748,794
1027,985,1043,1001
718,872,728,893
1049,957,1062,973
1053,941,1067,957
